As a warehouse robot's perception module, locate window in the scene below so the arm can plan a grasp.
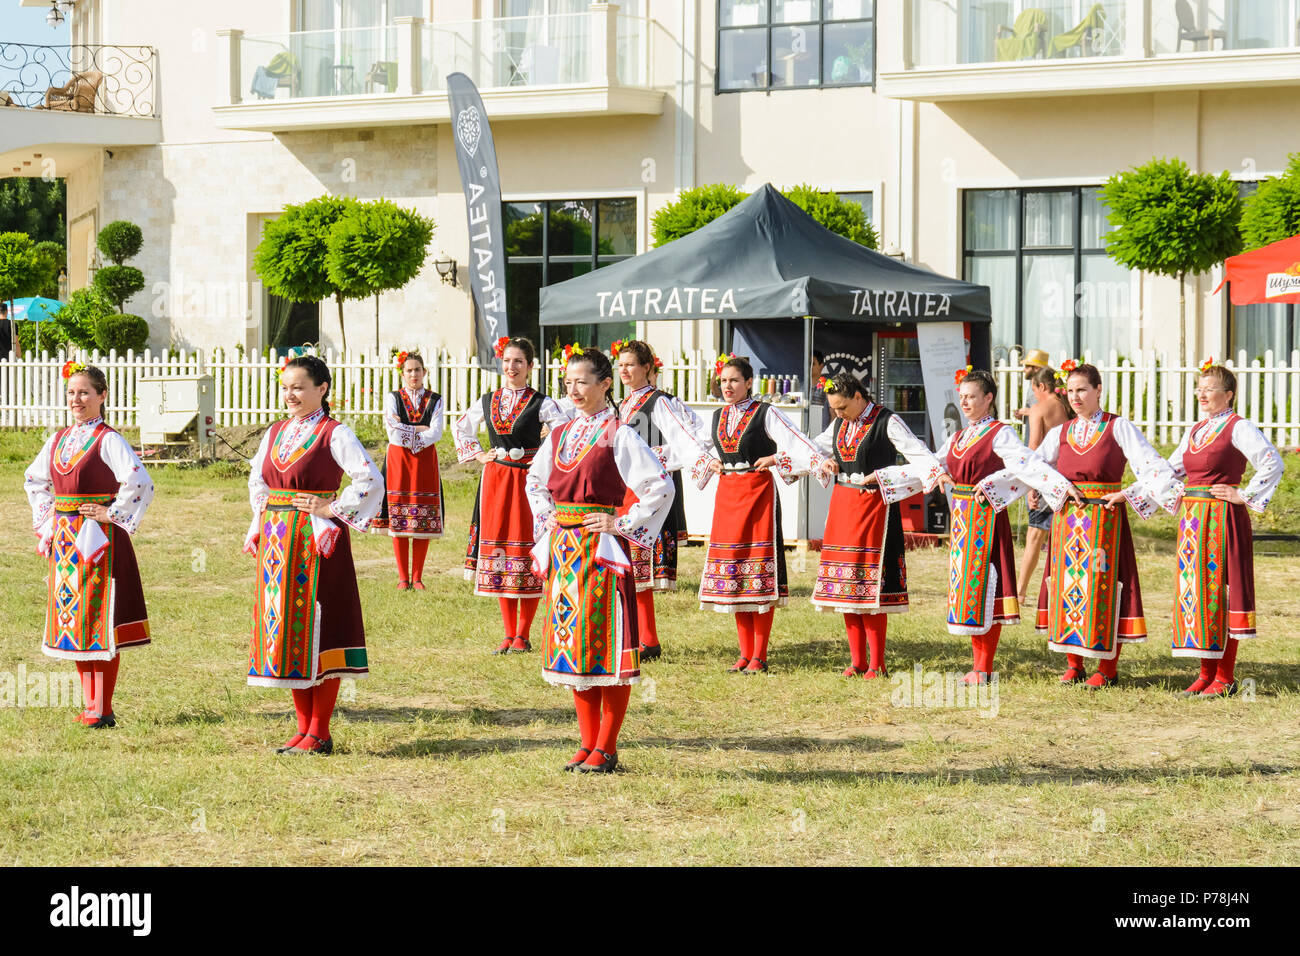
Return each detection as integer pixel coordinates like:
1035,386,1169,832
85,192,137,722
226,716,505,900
963,186,1132,360
1230,181,1294,361
504,197,638,350
717,0,875,92
837,190,873,228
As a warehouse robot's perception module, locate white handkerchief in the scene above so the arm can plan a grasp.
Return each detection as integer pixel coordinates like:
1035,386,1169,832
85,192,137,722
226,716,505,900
531,531,551,578
74,518,109,564
310,514,341,558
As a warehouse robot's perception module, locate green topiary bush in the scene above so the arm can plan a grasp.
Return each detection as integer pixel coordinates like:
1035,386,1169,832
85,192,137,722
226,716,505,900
14,286,109,353
783,184,877,248
94,313,150,353
96,220,143,264
650,184,748,247
92,264,146,313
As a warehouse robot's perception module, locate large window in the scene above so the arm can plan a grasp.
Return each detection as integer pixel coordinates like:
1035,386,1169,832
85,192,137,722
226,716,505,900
504,197,638,350
717,0,875,92
1230,181,1294,361
963,186,1132,360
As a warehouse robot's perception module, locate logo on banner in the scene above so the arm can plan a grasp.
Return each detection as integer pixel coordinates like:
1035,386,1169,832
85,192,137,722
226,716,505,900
823,351,871,387
456,106,482,158
1265,262,1300,298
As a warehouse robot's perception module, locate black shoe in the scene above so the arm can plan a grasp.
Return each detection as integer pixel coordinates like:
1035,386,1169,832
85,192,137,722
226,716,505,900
276,734,306,754
564,747,592,772
741,658,768,675
88,712,116,729
640,644,662,662
291,733,333,755
508,638,532,654
492,637,514,655
577,748,618,774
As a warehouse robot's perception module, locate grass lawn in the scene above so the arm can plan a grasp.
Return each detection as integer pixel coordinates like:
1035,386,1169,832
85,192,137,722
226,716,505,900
1,426,1298,866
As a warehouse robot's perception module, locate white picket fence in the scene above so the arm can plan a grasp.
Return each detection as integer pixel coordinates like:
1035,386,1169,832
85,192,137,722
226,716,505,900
2,346,1298,449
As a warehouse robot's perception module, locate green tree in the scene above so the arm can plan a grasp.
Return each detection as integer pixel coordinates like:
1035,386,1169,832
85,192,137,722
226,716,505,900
783,184,877,248
14,286,110,353
324,199,435,351
92,220,146,313
0,231,45,353
254,196,357,351
650,184,748,247
32,240,64,299
1102,158,1242,364
0,179,65,244
1240,153,1300,250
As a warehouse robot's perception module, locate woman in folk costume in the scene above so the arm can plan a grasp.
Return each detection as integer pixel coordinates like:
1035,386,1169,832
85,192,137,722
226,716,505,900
699,355,831,674
372,350,444,591
810,372,944,679
244,356,383,755
525,347,673,774
24,362,154,728
1027,362,1182,688
1167,361,1283,698
612,339,712,661
937,368,1080,685
455,336,571,654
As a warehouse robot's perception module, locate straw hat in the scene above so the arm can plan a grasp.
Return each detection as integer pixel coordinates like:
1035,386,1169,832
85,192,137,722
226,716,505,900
1022,349,1050,368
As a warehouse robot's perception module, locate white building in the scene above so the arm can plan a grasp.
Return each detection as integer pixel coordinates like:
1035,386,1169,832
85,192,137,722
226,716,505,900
3,0,1299,363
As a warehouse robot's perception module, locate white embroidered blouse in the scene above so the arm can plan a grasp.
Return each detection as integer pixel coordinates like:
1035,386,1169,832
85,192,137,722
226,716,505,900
619,384,714,478
524,406,674,551
452,387,570,462
384,388,444,454
936,417,1072,513
1167,411,1284,514
811,403,945,504
25,417,155,549
698,397,832,489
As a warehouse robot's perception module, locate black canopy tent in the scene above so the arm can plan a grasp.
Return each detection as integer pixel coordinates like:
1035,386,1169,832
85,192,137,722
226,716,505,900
537,184,992,538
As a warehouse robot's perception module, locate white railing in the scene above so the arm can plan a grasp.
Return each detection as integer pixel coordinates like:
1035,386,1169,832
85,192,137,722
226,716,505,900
3,346,1298,449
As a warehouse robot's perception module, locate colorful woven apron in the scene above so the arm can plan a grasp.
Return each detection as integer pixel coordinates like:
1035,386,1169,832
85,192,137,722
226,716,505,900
248,489,332,686
44,493,115,657
1044,481,1122,659
1173,486,1230,657
947,483,999,632
542,503,636,684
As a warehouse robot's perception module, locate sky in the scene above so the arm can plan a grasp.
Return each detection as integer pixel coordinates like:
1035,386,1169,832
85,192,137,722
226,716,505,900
0,3,70,45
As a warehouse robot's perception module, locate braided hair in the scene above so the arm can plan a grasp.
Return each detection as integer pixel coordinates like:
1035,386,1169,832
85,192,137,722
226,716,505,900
285,354,333,419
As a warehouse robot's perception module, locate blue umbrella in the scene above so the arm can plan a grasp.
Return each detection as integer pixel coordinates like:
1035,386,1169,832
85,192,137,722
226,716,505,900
7,297,63,353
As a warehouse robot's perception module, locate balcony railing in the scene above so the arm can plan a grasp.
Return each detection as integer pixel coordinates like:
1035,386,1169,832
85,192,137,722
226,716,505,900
225,7,647,106
0,42,157,116
906,1,1300,70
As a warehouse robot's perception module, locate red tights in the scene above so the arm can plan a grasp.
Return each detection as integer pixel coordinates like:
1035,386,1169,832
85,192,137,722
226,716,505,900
967,625,1002,679
393,537,430,584
635,590,659,648
844,613,887,672
571,685,631,767
1187,639,1240,694
1065,647,1122,685
735,609,775,661
496,597,541,642
285,679,343,748
73,656,121,721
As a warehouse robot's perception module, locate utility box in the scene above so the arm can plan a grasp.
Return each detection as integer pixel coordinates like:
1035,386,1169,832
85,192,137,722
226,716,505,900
137,376,216,458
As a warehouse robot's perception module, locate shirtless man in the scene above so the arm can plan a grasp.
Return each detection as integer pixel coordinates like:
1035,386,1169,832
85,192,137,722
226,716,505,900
1016,365,1071,605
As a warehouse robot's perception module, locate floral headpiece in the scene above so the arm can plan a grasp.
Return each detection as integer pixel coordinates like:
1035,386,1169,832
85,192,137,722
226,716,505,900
1054,358,1080,388
714,352,737,376
276,355,291,383
819,375,837,394
954,365,972,387
61,360,87,380
653,355,663,371
493,337,510,359
394,349,411,372
562,342,585,362
1199,357,1215,374
609,339,626,358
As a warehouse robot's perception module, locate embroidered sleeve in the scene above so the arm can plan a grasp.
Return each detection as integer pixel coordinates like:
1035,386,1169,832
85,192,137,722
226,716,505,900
1234,418,1285,514
327,424,384,532
23,433,57,534
811,420,836,457
652,394,715,477
874,414,944,501
765,405,830,488
539,396,573,427
243,429,274,552
453,400,486,462
524,432,557,540
612,426,673,549
384,392,419,451
1112,416,1183,518
414,396,445,453
99,431,155,534
1034,425,1062,469
978,426,1069,513
1168,431,1190,482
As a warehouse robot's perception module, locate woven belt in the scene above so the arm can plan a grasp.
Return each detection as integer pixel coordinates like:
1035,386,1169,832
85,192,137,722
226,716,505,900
951,483,977,496
54,493,112,514
1184,485,1233,501
835,473,879,489
491,447,538,469
720,461,757,473
554,502,616,527
264,488,336,511
1071,481,1121,506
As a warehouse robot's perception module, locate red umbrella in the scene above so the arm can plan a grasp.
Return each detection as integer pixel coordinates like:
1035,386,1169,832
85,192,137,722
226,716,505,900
1214,233,1300,305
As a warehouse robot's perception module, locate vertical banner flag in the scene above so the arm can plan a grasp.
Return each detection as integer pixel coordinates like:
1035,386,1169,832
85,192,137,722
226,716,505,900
915,321,968,450
447,72,508,366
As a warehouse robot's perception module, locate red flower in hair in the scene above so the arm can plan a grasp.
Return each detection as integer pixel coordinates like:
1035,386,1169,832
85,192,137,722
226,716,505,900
715,352,737,376
394,350,410,372
1199,357,1214,374
653,356,663,371
954,365,972,387
1059,358,1078,375
61,360,87,380
610,339,625,358
493,337,510,359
